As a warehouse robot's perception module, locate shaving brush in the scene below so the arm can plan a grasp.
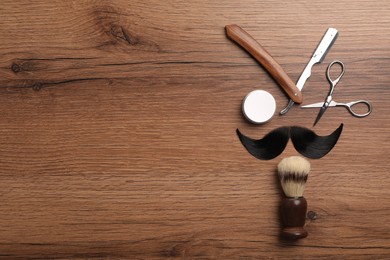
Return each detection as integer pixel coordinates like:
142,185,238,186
277,156,311,240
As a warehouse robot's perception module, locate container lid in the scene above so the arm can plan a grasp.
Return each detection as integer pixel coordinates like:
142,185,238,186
242,90,276,124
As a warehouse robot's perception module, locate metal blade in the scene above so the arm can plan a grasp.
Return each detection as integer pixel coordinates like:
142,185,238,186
297,28,339,91
295,61,315,91
311,28,339,64
280,28,338,115
302,100,337,108
313,105,328,126
301,102,326,108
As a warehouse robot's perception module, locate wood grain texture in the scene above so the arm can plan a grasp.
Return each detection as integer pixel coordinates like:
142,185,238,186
225,24,303,103
0,0,389,259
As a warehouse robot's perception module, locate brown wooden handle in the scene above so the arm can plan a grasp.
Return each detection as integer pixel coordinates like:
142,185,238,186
280,197,308,240
225,24,303,104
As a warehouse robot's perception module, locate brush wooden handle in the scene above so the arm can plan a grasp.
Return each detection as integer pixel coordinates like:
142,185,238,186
225,24,303,104
280,197,308,240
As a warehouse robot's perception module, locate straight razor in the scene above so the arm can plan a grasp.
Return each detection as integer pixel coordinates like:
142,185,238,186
280,28,338,115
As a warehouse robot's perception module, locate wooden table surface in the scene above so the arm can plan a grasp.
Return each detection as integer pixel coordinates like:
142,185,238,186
1,0,389,259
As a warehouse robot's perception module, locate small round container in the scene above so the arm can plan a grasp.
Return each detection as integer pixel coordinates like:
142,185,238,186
242,90,276,124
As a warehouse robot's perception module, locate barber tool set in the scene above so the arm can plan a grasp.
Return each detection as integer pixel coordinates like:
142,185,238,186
225,24,372,240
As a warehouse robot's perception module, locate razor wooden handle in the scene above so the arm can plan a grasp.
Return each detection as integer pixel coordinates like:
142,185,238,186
225,24,303,104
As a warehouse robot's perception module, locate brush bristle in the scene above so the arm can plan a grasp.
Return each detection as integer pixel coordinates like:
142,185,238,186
277,156,311,197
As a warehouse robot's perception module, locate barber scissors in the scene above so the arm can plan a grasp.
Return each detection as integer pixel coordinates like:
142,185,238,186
302,60,372,126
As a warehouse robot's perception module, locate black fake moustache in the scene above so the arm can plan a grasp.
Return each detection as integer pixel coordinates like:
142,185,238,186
237,124,343,160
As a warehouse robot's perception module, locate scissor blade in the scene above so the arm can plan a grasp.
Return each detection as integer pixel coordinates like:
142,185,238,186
302,100,337,108
301,102,325,108
313,104,327,126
